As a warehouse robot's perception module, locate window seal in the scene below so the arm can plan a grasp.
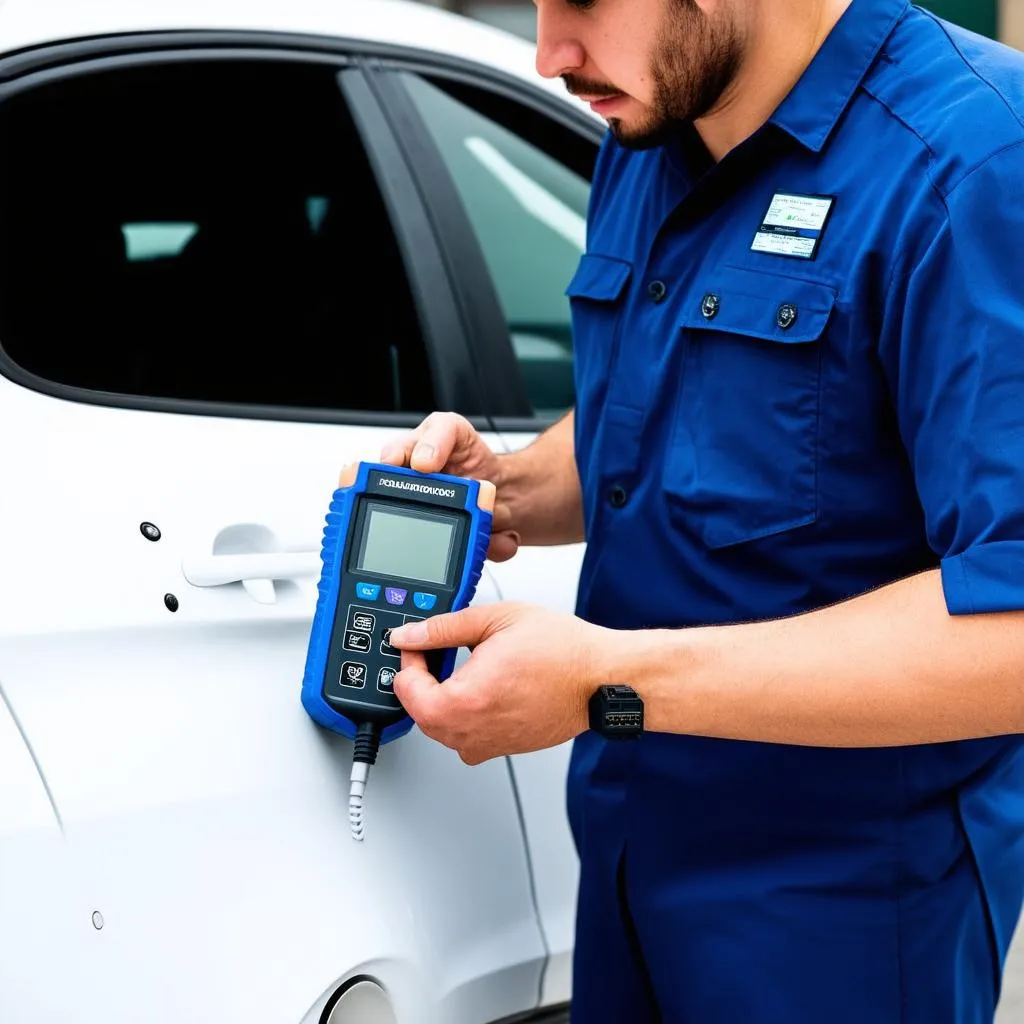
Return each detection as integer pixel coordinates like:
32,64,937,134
0,30,604,147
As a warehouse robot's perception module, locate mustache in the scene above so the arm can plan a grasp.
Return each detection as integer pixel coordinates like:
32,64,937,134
561,75,622,98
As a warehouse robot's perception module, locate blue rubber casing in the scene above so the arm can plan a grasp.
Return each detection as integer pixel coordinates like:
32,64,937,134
301,462,493,743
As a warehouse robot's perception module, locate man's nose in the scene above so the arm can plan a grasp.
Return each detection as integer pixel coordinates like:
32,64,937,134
534,1,585,79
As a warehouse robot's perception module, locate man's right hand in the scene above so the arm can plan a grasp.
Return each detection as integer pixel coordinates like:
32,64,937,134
379,411,520,562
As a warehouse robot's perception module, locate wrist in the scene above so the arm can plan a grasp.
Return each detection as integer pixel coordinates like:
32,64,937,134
575,624,648,729
593,625,706,735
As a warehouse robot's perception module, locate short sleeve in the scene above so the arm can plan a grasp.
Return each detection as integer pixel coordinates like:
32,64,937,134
881,142,1024,615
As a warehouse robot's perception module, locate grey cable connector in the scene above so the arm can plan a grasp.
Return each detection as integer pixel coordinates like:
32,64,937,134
349,761,370,842
350,722,382,842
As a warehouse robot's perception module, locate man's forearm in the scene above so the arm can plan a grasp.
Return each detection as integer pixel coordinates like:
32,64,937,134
602,568,1024,746
496,410,584,546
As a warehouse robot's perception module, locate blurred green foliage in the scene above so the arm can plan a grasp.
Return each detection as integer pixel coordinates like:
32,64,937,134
916,0,997,39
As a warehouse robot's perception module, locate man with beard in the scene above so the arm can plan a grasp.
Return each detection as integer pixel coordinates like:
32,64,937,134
384,0,1024,1020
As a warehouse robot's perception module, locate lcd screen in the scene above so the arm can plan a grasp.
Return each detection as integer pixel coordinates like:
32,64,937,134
358,506,457,585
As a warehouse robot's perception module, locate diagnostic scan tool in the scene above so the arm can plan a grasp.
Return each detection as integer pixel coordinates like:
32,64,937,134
301,461,494,839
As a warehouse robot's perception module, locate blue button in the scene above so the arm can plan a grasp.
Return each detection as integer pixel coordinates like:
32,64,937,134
356,582,381,601
385,587,408,606
413,592,437,611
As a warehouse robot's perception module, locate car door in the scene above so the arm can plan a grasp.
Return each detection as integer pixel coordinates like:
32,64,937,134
360,61,602,1007
0,36,550,1024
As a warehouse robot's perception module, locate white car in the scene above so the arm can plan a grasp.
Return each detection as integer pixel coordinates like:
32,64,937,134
0,1,603,1021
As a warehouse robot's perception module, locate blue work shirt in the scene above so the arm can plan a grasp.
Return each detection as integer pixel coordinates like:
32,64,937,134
566,0,1024,1019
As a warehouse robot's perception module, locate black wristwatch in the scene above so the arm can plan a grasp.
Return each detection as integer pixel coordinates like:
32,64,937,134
588,684,644,740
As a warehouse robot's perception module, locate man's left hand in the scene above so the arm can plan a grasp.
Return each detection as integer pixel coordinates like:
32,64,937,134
387,602,612,765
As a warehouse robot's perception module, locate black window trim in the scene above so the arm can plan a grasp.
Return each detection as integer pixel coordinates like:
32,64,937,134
370,53,604,147
338,65,487,416
0,29,579,429
0,29,604,143
360,62,532,420
365,60,602,428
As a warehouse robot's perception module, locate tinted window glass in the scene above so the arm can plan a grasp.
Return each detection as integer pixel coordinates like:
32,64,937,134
0,61,435,414
403,73,595,419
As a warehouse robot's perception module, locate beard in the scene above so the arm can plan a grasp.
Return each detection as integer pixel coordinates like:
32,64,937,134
564,0,743,150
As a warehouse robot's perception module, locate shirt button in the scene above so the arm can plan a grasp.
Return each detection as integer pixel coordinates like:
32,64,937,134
701,293,720,320
777,303,798,329
647,280,667,303
608,484,629,508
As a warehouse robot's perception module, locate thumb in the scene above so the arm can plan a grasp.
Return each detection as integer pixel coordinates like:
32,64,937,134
392,652,444,727
388,605,492,651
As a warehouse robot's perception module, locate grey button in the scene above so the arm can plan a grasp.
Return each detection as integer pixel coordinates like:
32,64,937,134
777,303,798,329
701,293,720,320
608,484,629,508
647,280,667,303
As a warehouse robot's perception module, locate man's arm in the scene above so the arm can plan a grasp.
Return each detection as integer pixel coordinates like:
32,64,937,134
390,152,1024,765
495,410,584,547
603,568,1024,746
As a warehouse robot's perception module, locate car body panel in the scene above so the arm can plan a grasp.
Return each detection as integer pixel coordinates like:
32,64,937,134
0,0,560,102
0,11,599,1020
0,376,545,1022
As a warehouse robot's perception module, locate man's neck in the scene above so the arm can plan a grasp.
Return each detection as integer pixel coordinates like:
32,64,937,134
694,0,854,161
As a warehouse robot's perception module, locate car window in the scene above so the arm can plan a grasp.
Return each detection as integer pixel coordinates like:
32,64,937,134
0,61,435,414
401,73,595,420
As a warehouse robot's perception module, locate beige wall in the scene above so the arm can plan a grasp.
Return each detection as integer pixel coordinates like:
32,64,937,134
1002,0,1024,47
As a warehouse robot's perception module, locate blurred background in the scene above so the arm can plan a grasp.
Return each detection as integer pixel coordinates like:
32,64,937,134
419,0,1012,48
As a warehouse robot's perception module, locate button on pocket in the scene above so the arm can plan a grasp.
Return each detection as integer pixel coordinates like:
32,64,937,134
664,268,836,549
776,303,798,329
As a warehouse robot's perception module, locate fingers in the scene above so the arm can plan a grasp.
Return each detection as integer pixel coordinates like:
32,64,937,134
389,604,495,651
378,430,418,468
393,653,486,760
487,531,520,562
392,652,445,731
378,412,476,475
409,412,476,474
377,412,519,563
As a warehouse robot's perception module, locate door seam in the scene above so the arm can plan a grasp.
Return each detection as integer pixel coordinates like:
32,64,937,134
0,678,64,833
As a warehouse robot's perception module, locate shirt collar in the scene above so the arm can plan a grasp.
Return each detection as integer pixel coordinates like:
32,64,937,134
769,0,909,152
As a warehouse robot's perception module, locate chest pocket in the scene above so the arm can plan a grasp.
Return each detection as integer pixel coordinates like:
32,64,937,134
664,267,837,550
565,253,633,413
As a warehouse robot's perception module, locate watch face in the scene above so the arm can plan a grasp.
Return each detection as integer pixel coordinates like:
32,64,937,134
589,685,644,738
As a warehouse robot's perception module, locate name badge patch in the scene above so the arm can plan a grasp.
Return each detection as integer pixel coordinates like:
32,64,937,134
751,193,835,260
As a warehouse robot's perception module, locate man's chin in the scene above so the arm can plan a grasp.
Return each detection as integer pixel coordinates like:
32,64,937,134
607,116,674,151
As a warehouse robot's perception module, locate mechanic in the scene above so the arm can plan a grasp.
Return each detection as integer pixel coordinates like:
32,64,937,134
383,0,1024,1020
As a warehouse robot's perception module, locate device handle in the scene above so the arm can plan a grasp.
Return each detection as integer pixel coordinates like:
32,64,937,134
182,551,321,605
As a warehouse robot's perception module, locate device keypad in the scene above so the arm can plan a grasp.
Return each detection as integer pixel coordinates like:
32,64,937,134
326,587,435,706
337,603,428,697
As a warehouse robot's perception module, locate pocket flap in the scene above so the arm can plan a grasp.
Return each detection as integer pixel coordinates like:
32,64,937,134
681,266,837,344
565,254,633,302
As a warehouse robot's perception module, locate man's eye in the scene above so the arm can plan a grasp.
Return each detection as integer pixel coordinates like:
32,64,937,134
566,0,598,9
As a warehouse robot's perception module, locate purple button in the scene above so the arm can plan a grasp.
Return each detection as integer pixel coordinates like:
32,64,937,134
385,587,408,606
